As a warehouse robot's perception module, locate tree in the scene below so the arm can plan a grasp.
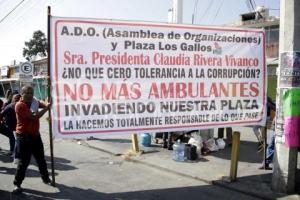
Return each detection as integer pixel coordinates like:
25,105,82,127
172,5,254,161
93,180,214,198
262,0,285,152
23,30,48,61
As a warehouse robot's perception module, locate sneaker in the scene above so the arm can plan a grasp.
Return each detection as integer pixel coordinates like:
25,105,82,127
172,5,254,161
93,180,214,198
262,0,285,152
12,185,22,194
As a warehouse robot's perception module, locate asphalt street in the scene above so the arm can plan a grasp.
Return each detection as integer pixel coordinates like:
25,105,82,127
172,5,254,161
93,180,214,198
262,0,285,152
0,116,299,200
0,134,262,200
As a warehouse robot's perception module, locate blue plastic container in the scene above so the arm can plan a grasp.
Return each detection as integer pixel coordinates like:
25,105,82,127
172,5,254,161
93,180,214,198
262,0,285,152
140,133,151,147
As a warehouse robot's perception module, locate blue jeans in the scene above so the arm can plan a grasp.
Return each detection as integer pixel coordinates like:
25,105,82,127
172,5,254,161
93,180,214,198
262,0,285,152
266,131,275,164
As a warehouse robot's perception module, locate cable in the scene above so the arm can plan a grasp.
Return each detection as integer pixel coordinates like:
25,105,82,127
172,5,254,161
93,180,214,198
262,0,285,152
0,0,25,24
0,0,47,33
249,0,255,11
252,0,257,9
198,0,214,24
245,0,252,12
192,0,199,24
211,0,224,24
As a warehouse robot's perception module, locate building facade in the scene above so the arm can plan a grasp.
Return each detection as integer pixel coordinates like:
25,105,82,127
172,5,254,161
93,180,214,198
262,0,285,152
230,6,279,100
0,58,48,100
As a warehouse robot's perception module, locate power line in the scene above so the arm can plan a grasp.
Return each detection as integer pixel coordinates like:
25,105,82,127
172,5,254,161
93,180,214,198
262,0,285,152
192,0,199,24
0,0,48,33
212,0,224,24
198,0,214,24
0,0,25,24
248,0,255,11
245,0,252,12
252,0,257,9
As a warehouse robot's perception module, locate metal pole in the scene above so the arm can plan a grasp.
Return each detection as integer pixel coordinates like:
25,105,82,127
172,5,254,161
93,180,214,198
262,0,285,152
131,134,140,153
229,131,240,181
262,126,267,169
47,6,56,187
272,0,299,193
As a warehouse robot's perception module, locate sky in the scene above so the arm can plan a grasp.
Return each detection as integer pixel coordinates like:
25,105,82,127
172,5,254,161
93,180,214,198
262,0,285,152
0,0,280,66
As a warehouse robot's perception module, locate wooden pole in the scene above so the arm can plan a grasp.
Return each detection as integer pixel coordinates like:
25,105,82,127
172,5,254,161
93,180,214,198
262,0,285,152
229,131,240,181
47,6,55,187
131,134,139,153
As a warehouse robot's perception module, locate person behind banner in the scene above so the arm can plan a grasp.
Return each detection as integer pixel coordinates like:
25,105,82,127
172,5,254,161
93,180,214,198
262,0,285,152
252,96,276,151
259,118,276,170
12,85,52,194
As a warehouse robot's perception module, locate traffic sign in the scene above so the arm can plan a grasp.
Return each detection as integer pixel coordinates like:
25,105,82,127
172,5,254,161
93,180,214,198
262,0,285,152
19,62,33,82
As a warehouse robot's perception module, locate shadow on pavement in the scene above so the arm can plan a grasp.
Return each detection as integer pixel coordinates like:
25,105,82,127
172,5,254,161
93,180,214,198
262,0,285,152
7,183,254,200
12,184,108,200
0,150,13,163
4,174,299,200
139,139,263,163
0,155,77,178
0,189,13,200
91,138,132,143
0,166,40,177
208,141,263,163
214,172,300,198
28,155,78,172
46,155,78,171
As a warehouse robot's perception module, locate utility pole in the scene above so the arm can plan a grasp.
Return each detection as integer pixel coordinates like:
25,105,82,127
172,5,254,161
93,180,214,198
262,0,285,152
172,0,183,24
272,0,300,193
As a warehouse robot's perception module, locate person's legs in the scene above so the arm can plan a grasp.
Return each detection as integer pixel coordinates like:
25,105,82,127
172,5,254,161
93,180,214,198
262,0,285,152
265,132,275,164
252,126,262,142
13,135,32,188
162,132,169,148
14,132,21,163
0,124,15,153
8,132,15,153
225,127,232,145
218,128,224,138
259,131,275,170
167,132,173,150
252,126,264,152
32,135,50,183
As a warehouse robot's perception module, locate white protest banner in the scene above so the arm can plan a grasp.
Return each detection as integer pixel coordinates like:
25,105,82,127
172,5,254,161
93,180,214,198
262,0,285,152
50,17,266,138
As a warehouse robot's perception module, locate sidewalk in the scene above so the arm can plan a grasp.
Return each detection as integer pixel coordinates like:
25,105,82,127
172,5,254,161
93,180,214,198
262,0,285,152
81,127,300,200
